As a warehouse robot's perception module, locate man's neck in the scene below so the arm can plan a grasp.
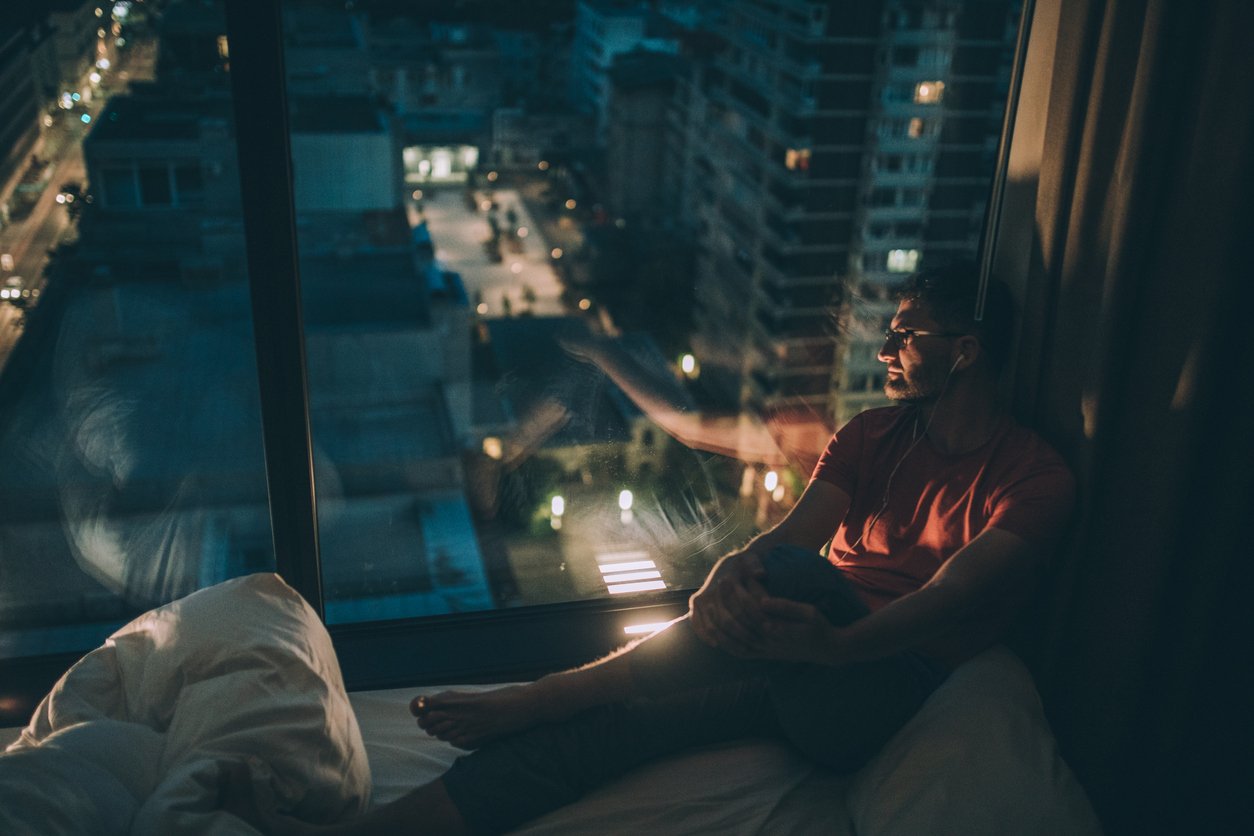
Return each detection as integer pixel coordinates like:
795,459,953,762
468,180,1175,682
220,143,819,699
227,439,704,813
915,384,1004,455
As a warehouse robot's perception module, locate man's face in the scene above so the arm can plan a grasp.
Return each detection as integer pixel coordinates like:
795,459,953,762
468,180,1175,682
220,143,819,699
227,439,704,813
877,299,958,403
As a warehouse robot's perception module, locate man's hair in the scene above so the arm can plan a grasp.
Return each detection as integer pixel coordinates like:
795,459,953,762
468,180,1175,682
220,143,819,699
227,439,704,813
892,259,1016,371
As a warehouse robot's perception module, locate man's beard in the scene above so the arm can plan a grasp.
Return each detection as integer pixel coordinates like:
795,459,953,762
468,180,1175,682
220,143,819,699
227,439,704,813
884,367,948,403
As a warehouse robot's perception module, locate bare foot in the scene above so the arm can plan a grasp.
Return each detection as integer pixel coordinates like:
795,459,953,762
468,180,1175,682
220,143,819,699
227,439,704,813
410,684,555,749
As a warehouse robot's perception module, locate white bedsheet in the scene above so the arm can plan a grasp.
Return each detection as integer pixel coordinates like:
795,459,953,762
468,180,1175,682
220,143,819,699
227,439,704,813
1,573,1104,834
361,647,1105,835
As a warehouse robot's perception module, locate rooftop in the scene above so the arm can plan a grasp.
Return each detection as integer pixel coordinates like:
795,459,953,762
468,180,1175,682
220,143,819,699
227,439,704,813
607,48,684,89
289,96,389,134
85,94,230,144
300,251,431,329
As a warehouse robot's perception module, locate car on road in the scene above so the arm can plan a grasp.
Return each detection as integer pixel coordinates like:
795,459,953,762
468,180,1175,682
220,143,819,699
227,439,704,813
1,276,37,306
56,182,91,206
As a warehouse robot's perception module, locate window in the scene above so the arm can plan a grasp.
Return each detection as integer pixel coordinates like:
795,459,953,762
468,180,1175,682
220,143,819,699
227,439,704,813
101,166,139,207
892,46,919,67
914,80,945,104
0,0,274,678
901,188,927,207
174,164,206,205
868,187,898,207
138,165,173,206
1,0,1029,712
887,248,920,272
785,147,811,171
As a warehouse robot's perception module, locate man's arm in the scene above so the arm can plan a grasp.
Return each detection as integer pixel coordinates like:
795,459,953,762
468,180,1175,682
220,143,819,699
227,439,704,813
749,526,1042,665
688,478,851,649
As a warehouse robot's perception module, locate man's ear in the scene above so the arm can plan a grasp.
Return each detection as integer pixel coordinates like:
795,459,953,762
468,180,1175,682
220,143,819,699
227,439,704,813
953,335,981,369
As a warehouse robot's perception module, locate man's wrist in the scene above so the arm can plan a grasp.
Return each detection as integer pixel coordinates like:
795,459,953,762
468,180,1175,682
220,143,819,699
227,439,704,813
820,624,853,666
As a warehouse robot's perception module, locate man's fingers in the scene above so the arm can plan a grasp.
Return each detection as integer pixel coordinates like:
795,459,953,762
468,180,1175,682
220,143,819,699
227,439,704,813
702,616,760,657
689,607,719,647
759,597,816,622
739,552,767,581
712,581,768,641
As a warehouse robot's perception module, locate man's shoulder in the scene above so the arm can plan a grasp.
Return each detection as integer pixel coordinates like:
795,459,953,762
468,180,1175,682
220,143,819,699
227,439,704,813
993,419,1076,491
999,419,1069,464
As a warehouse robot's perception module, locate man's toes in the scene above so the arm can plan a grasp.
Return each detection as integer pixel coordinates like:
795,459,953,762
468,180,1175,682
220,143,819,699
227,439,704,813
447,733,480,751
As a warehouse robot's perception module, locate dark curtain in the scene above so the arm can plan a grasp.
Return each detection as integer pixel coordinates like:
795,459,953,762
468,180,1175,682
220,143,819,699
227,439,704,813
1012,0,1254,832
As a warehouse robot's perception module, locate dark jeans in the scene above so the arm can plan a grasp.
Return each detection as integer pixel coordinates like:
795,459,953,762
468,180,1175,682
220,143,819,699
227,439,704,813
442,546,948,834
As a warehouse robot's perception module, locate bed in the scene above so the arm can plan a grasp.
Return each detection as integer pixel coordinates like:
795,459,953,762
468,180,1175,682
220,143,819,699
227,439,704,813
0,573,1103,834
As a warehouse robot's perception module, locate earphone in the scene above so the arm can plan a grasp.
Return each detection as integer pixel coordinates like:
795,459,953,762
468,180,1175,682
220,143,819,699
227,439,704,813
836,353,963,563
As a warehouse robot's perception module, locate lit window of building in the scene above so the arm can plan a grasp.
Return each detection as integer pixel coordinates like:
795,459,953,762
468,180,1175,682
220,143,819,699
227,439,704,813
785,148,811,171
887,249,921,272
915,80,945,103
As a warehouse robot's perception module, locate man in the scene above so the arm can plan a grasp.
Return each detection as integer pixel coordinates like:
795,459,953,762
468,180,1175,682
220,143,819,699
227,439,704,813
231,262,1075,834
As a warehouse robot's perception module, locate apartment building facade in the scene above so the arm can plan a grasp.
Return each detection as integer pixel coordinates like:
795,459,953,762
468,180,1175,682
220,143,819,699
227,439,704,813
665,0,1019,427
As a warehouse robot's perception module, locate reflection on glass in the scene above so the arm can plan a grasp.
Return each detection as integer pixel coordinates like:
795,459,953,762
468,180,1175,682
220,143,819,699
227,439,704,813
280,0,1023,624
0,0,273,660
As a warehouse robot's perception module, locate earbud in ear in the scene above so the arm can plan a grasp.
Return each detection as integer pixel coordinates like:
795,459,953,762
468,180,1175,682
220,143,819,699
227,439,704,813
950,356,963,373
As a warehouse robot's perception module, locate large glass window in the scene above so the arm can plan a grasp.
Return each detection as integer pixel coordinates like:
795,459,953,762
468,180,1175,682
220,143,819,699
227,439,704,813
2,0,1027,707
269,0,1024,632
0,1,273,680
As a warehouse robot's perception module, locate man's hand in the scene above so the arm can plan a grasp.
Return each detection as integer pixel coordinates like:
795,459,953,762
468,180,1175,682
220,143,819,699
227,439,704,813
689,551,771,654
751,598,845,665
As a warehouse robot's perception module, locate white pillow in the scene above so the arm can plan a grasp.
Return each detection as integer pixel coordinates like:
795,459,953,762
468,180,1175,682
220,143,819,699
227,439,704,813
848,646,1104,836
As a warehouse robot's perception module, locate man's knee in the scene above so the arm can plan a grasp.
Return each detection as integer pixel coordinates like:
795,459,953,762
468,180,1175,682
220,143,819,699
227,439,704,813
759,545,868,626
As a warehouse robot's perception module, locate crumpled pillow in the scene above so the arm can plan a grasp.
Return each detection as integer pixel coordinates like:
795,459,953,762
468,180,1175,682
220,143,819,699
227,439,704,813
847,646,1104,836
1,572,370,835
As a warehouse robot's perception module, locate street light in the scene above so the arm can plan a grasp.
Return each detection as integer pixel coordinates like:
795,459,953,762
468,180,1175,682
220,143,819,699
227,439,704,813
619,489,633,525
550,495,565,530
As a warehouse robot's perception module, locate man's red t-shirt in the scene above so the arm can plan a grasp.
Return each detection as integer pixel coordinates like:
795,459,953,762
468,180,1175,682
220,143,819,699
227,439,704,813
810,406,1075,666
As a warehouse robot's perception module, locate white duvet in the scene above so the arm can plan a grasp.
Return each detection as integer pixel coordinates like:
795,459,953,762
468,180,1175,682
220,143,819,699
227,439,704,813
0,573,369,835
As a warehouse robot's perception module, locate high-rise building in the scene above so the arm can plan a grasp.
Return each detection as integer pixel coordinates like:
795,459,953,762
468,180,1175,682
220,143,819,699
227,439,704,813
571,0,681,140
667,0,1020,427
0,29,45,221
